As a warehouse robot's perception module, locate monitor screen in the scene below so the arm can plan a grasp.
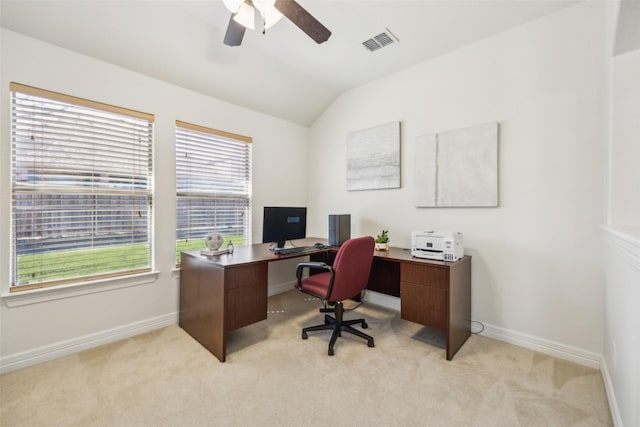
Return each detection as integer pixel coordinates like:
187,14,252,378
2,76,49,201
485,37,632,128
262,206,307,248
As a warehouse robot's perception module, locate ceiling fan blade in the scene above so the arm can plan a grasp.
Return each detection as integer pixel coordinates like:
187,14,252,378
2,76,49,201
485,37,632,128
274,0,331,44
224,15,246,46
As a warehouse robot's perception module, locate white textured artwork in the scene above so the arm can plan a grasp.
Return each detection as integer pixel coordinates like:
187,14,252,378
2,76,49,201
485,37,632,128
414,122,498,207
347,121,401,191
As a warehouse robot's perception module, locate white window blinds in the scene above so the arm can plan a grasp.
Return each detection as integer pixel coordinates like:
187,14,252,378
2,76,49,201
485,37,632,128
175,121,252,263
10,82,154,291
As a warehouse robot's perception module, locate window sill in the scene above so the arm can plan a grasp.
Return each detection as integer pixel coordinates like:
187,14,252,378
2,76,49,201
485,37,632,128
1,270,160,308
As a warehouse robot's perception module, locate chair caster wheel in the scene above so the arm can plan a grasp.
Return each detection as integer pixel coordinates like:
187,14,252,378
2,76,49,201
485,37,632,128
328,348,334,356
368,340,375,348
302,331,308,339
362,322,368,329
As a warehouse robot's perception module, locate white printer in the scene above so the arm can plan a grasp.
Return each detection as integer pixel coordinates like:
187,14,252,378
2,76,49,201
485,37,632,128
411,231,464,262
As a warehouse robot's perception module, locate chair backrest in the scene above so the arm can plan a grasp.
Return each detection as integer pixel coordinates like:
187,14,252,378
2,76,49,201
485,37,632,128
327,236,375,302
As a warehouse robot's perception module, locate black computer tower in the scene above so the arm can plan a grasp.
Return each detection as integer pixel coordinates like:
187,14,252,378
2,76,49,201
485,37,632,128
328,214,351,246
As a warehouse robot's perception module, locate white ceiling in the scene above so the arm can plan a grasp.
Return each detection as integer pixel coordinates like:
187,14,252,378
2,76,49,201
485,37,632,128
1,0,580,126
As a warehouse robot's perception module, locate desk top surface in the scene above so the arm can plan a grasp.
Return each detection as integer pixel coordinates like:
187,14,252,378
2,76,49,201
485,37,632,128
182,237,469,269
182,238,329,267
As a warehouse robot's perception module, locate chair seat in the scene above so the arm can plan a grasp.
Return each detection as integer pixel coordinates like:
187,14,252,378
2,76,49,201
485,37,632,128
299,272,331,297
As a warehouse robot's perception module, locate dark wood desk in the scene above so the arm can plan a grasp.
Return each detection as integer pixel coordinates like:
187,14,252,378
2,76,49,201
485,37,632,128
368,248,471,361
179,239,471,362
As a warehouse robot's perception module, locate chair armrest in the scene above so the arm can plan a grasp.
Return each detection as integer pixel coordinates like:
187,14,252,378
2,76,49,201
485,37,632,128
296,262,331,279
295,262,334,293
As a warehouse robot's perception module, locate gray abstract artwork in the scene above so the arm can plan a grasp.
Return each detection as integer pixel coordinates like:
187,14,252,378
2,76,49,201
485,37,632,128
414,122,498,207
347,121,401,191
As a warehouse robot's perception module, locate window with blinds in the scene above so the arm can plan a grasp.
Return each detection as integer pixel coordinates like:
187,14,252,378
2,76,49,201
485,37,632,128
175,121,252,264
10,82,154,291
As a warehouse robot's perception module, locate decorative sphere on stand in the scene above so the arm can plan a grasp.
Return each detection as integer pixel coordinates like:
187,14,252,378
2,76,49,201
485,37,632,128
205,232,224,251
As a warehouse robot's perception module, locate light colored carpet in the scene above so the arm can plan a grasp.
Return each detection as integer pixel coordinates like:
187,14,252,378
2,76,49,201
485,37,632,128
1,290,612,426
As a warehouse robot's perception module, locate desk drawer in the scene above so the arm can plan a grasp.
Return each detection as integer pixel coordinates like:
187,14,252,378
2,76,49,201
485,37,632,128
400,281,446,330
401,263,447,289
226,263,267,290
225,263,268,331
400,263,448,330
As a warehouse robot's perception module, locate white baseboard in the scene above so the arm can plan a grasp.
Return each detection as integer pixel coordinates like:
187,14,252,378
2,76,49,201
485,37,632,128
269,280,296,296
600,356,624,427
1,280,356,373
270,285,401,311
0,312,178,374
479,322,602,369
0,290,605,380
360,291,603,370
363,290,400,311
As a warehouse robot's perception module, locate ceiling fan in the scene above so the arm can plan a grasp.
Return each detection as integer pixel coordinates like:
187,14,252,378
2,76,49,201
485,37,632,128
223,0,331,46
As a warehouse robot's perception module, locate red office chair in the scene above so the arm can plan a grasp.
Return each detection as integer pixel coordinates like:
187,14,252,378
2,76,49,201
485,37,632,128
295,236,375,356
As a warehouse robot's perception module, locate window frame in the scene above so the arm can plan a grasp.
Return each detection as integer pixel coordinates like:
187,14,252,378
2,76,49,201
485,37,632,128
9,82,155,292
175,120,252,266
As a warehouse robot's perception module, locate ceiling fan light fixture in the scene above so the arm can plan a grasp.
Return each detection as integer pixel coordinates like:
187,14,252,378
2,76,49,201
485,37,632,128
222,0,331,46
222,0,244,14
251,0,276,14
233,2,256,30
262,6,284,29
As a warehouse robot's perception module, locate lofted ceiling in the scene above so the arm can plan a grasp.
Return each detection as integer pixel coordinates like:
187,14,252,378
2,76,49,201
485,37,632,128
1,0,580,126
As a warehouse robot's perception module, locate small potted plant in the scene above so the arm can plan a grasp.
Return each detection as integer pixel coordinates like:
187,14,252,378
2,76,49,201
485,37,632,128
375,229,390,251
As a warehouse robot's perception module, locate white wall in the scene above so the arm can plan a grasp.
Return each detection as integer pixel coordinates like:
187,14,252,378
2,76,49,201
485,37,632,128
307,2,608,359
0,29,308,369
602,33,640,427
603,229,640,427
609,49,640,234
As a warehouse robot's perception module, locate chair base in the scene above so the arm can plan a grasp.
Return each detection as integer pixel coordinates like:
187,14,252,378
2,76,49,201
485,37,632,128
301,301,375,356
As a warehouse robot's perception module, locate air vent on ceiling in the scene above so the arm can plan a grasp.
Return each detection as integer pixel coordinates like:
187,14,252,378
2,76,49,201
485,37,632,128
362,28,399,52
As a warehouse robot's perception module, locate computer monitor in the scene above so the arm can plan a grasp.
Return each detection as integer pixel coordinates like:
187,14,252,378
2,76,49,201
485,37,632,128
262,206,307,249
